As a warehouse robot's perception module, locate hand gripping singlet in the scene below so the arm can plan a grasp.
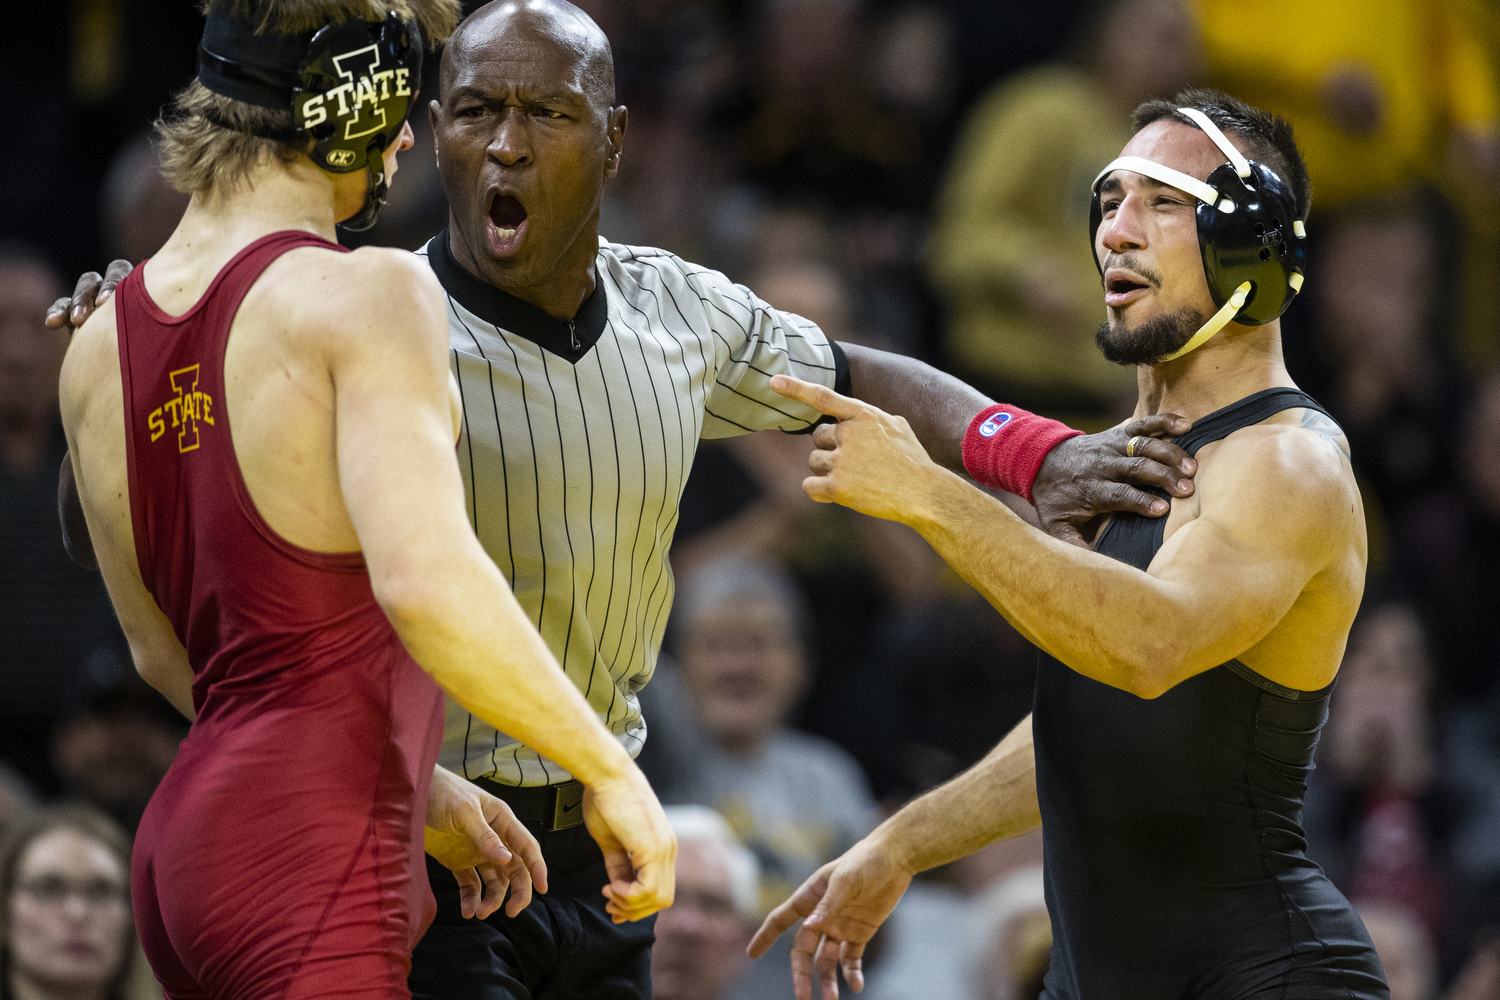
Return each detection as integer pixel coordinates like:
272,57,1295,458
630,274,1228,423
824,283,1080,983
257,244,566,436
117,231,444,1000
1034,388,1389,1000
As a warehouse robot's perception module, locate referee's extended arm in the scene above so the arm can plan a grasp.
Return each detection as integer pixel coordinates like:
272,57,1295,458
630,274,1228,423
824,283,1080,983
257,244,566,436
842,342,1199,544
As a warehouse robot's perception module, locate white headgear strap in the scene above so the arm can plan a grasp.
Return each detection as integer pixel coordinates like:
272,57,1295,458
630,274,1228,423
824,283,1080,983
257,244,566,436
1092,156,1234,212
1091,107,1251,212
1175,107,1252,177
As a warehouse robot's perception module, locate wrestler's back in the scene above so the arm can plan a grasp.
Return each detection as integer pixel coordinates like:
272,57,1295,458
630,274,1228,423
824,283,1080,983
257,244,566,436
62,230,446,1000
65,228,446,584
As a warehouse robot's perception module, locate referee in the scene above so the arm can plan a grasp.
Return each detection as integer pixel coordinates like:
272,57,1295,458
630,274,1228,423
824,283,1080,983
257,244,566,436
47,1,1201,996
411,3,1198,998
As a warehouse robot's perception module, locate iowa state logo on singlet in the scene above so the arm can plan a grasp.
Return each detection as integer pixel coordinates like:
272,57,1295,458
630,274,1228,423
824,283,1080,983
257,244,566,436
147,365,215,453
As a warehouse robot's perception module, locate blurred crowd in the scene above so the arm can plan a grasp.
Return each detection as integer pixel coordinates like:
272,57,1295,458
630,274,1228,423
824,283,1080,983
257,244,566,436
7,0,1500,998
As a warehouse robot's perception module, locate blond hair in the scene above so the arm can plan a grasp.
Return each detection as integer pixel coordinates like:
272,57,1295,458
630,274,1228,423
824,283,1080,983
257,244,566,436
155,0,460,195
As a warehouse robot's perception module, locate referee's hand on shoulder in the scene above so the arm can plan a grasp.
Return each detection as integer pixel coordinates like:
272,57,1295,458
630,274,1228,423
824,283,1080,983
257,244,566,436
581,766,677,923
1032,412,1198,547
45,260,133,334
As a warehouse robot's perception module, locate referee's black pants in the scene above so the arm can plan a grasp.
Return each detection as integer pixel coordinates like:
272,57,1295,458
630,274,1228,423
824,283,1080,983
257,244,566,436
408,821,655,1000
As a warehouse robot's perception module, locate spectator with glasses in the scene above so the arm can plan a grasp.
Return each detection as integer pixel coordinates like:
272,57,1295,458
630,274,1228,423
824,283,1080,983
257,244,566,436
652,806,761,1000
1,805,143,1000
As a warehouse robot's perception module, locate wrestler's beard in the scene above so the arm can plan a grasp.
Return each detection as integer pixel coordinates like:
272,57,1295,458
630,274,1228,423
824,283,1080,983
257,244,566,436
1095,306,1207,366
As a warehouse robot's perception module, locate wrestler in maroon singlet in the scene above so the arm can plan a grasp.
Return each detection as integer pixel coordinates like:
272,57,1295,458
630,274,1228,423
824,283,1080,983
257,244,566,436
120,231,443,1000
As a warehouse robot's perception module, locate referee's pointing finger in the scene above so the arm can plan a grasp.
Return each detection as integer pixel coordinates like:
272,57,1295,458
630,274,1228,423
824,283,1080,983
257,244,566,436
770,375,865,420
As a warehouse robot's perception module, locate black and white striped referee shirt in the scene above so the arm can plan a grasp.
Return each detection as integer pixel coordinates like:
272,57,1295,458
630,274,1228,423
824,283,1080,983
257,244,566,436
417,232,848,786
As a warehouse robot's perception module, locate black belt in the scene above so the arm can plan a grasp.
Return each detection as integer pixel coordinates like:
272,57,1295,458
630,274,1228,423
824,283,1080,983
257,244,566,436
475,777,585,833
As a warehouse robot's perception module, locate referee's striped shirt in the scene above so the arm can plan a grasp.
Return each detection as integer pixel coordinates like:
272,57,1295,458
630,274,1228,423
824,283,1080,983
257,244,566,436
418,232,848,786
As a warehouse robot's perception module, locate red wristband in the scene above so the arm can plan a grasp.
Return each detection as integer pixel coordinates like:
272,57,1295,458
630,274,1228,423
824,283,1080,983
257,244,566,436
962,404,1083,504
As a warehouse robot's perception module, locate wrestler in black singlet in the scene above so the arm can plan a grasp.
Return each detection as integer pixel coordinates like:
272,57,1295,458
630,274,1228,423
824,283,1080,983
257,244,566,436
1034,388,1389,1000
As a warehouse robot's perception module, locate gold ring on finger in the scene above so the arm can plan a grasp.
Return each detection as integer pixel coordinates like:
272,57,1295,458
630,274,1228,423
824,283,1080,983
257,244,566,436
1125,435,1147,458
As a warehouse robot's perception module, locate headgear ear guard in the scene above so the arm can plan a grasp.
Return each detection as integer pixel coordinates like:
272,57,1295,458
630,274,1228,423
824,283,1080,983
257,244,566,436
197,7,424,231
1088,106,1307,362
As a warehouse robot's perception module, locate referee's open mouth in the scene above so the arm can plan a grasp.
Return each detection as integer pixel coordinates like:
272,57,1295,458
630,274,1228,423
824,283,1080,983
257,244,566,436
486,192,529,257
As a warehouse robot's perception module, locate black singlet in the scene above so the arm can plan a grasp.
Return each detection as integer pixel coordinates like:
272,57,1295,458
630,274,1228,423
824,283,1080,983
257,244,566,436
1035,388,1389,1000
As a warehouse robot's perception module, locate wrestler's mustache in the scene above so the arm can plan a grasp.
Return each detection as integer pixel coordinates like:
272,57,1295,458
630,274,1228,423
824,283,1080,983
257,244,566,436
1101,253,1164,288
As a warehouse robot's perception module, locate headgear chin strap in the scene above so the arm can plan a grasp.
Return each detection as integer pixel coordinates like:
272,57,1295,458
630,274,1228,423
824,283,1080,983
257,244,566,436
197,7,423,232
1089,106,1307,363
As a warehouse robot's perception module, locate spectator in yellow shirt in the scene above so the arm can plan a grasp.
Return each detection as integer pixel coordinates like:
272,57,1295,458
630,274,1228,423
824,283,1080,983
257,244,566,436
1188,0,1500,209
927,0,1203,422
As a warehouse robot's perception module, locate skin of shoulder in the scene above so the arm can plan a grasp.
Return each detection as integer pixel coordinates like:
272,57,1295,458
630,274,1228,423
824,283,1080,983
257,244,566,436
216,242,457,555
59,292,129,527
1161,410,1359,557
59,295,120,433
266,244,450,362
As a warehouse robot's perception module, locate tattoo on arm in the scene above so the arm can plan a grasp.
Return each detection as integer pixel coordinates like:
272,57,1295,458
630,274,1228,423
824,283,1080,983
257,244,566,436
1300,410,1351,461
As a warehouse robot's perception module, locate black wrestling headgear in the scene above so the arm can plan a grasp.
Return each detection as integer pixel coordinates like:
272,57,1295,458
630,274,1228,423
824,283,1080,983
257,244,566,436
197,6,423,231
1088,106,1307,362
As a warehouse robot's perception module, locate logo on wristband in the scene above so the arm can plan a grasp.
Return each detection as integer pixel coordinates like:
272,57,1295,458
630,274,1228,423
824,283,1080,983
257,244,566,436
978,412,1013,437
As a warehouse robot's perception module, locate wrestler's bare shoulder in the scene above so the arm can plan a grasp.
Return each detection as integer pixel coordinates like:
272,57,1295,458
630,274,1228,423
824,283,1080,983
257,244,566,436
1197,407,1359,513
59,294,122,424
1256,405,1353,465
254,243,448,351
1177,408,1365,573
1214,413,1367,686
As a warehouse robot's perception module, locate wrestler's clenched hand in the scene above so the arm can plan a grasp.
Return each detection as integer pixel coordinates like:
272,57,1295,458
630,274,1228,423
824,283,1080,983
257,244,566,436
748,836,913,1000
425,764,547,920
583,767,677,923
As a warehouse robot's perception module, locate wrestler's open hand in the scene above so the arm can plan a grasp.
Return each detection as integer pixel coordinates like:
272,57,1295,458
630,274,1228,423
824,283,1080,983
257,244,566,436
1032,414,1197,546
44,260,133,334
582,767,676,923
769,375,942,524
748,836,913,1000
424,765,547,920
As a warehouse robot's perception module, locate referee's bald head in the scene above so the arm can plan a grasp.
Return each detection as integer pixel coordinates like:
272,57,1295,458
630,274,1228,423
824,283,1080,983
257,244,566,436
440,0,615,112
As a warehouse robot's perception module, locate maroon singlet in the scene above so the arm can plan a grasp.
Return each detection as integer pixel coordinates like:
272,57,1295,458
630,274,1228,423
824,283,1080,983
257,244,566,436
120,231,443,1000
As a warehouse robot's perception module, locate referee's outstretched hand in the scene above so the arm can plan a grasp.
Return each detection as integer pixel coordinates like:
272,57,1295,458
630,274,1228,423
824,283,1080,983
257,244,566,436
748,836,913,1000
583,767,677,924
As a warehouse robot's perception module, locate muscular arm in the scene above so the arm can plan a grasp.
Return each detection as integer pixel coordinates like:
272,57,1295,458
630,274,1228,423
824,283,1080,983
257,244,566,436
876,714,1038,871
749,718,1039,998
325,256,632,784
324,255,673,919
47,263,132,572
58,315,196,721
907,434,1357,696
779,378,1363,698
